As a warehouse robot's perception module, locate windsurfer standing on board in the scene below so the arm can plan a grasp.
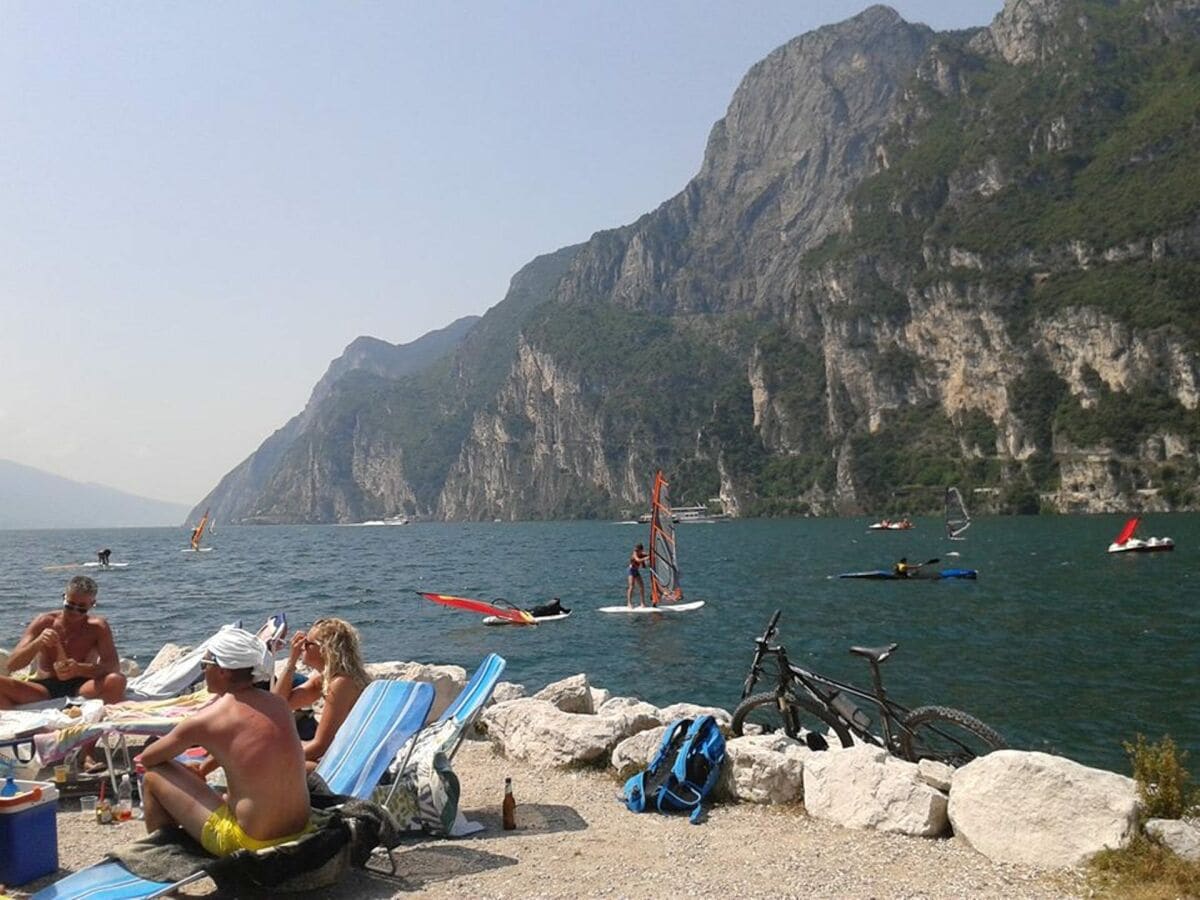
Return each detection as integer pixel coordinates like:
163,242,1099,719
626,543,650,608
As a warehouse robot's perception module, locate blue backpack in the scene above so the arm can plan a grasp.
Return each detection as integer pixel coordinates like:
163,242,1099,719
622,715,725,824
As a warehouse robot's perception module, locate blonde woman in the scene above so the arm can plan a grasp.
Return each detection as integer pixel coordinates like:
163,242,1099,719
274,617,371,769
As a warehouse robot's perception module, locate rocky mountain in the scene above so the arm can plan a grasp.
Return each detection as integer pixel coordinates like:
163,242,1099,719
195,0,1200,523
0,459,189,529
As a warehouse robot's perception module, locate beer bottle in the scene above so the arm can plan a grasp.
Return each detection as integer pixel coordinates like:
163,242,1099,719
502,777,516,830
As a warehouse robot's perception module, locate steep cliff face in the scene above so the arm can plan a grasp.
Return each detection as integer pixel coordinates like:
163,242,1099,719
198,1,1200,522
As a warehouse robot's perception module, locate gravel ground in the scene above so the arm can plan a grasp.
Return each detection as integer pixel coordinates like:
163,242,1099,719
11,737,1085,899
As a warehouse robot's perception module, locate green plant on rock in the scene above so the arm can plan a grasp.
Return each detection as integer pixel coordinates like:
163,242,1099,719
1124,734,1199,821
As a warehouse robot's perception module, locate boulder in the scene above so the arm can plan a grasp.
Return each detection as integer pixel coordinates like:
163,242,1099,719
596,697,662,733
949,750,1138,867
1145,819,1200,863
142,642,191,677
803,745,949,837
480,699,632,768
917,758,954,792
716,734,810,804
611,725,668,779
657,702,731,727
365,661,467,722
491,681,527,704
533,673,593,714
589,686,612,709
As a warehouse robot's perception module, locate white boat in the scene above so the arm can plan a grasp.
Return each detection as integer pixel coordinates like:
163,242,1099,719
637,499,729,524
868,517,913,531
1108,516,1174,554
349,514,410,526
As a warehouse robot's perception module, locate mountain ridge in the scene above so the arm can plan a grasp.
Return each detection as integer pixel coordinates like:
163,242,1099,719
195,0,1200,522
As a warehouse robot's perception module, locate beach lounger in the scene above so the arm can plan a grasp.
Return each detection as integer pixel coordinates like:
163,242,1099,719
122,613,286,702
32,679,435,900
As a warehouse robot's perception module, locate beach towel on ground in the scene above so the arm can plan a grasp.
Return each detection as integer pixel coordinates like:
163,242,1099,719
375,719,480,836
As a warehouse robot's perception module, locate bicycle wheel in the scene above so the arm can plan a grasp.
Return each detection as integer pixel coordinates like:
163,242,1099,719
731,692,853,750
899,705,1006,766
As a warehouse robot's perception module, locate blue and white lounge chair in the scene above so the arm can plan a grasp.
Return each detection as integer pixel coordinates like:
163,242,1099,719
437,652,506,753
32,679,435,900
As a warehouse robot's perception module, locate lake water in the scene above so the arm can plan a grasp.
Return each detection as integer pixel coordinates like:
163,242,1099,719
2,515,1196,773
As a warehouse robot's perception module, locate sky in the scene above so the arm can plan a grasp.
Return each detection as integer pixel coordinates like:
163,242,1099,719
0,1,1004,506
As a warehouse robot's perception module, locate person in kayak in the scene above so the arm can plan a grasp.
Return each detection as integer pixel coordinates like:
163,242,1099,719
893,557,912,578
626,543,650,608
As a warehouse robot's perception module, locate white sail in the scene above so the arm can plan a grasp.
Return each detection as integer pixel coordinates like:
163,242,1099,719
945,487,970,540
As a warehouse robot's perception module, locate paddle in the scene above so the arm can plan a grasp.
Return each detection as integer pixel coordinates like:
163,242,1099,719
906,557,940,575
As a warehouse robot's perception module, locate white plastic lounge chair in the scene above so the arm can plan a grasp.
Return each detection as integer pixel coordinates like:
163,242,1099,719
123,613,286,702
32,679,435,900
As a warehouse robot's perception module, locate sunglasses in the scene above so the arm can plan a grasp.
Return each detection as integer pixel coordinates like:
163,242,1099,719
62,601,92,614
303,639,320,650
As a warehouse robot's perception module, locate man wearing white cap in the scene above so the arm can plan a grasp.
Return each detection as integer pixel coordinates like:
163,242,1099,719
139,628,312,856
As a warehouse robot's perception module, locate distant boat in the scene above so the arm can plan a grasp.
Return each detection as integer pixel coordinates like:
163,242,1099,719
637,498,729,524
945,487,970,541
868,516,913,531
346,514,409,526
1107,516,1174,554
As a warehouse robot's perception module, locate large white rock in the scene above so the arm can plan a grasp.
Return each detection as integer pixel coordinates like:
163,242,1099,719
142,642,191,676
917,758,954,792
611,725,668,779
533,673,593,714
717,734,811,804
491,681,527,704
365,661,467,722
480,699,635,768
803,744,949,837
596,697,662,733
589,686,612,709
657,702,731,727
1145,818,1200,862
949,750,1139,868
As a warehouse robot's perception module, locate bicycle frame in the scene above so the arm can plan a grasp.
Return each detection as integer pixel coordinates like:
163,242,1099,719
744,635,914,752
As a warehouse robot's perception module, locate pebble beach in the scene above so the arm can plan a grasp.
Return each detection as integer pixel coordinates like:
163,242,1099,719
14,737,1083,899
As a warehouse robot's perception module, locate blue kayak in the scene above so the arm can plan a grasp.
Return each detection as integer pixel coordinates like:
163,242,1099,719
838,568,978,580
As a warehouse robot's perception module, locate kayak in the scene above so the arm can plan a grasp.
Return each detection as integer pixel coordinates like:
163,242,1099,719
839,568,978,580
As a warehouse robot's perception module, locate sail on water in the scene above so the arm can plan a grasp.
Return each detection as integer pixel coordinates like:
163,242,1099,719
945,487,971,541
190,509,211,551
648,471,685,606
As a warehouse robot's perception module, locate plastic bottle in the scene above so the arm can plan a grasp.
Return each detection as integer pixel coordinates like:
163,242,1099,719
0,774,17,797
116,774,133,821
501,777,516,831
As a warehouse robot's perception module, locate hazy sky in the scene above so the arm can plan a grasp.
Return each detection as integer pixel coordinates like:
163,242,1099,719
1,1,1003,505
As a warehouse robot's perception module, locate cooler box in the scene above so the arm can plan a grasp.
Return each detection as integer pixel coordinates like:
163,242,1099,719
0,779,59,886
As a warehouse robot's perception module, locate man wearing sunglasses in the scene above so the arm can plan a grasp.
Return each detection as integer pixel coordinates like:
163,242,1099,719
139,628,312,857
0,575,127,709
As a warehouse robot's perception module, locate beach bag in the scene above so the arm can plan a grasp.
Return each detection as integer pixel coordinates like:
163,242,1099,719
621,715,725,824
373,720,482,837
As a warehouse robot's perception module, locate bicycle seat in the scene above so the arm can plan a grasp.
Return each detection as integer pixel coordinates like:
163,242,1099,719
849,643,898,663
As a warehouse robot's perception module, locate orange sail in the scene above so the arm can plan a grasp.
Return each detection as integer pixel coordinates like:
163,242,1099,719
648,471,684,606
190,509,210,550
418,592,533,624
1113,516,1140,546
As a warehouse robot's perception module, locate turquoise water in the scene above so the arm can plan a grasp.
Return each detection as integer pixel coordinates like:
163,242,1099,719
2,515,1197,773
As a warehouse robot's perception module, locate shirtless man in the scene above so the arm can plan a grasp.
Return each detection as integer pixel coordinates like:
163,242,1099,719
0,576,127,709
140,628,311,857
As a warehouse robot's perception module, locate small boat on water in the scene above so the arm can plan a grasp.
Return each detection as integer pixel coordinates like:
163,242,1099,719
1107,516,1174,554
868,516,913,531
839,568,977,580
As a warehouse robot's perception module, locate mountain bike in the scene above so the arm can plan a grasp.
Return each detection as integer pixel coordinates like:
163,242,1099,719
732,610,1006,766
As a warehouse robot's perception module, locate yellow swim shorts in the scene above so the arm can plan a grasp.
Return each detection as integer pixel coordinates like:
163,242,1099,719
200,803,314,857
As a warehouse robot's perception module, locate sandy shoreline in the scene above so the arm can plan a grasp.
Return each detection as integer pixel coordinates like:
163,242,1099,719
13,736,1083,899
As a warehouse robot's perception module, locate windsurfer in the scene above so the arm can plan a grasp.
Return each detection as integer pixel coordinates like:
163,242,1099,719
626,543,650,608
97,548,112,566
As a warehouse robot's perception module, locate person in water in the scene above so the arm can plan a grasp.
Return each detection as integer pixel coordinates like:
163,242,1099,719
140,628,311,857
893,557,911,578
626,543,650,608
0,576,127,708
273,617,371,770
97,549,112,566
